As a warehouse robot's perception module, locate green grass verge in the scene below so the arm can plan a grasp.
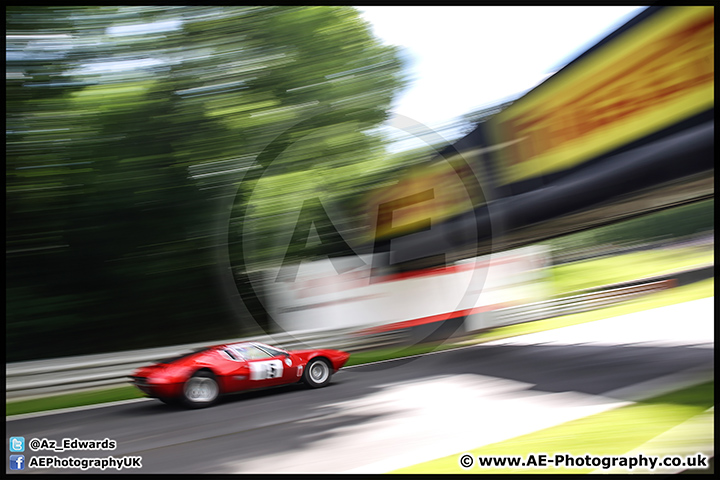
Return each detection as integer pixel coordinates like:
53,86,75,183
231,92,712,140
345,342,462,367
550,246,713,295
6,386,144,417
6,278,713,418
392,381,714,473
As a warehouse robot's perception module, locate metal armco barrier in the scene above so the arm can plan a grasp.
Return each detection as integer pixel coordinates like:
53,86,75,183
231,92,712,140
4,269,704,401
5,328,402,401
492,279,676,327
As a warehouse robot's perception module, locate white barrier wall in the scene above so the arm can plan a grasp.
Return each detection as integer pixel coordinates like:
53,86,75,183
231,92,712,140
264,245,550,333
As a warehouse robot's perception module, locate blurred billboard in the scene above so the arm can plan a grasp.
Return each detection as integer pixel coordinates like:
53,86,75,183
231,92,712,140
363,6,713,267
488,6,713,187
368,155,486,240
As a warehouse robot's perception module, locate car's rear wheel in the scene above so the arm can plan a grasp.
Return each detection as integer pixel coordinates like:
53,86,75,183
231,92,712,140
182,371,219,408
303,358,332,388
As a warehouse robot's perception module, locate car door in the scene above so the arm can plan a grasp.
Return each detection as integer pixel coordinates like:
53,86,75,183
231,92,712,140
253,344,305,385
242,344,286,388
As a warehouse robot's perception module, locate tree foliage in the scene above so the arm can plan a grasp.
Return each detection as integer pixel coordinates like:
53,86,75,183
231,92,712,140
6,6,407,361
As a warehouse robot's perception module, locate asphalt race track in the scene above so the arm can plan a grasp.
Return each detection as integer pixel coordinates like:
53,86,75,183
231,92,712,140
6,298,714,474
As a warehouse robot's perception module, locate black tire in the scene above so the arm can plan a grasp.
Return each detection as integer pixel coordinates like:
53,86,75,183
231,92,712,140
303,358,332,388
181,370,220,408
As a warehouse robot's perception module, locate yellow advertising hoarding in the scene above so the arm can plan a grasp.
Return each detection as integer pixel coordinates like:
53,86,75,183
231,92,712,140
365,7,713,241
488,6,714,185
367,155,485,240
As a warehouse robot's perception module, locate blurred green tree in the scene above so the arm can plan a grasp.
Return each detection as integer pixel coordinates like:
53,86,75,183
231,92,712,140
6,6,407,361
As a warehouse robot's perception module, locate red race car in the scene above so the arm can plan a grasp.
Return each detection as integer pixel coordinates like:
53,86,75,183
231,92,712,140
130,342,350,408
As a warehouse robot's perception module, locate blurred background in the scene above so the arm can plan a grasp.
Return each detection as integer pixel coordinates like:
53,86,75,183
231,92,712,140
5,8,713,475
6,6,714,363
6,6,413,360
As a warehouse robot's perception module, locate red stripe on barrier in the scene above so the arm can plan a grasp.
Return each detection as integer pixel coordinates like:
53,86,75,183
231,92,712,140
377,256,524,283
357,302,514,335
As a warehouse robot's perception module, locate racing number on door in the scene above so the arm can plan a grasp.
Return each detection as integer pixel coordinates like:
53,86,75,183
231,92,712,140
249,360,284,380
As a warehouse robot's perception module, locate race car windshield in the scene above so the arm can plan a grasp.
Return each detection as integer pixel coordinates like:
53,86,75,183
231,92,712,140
253,343,288,357
230,343,272,360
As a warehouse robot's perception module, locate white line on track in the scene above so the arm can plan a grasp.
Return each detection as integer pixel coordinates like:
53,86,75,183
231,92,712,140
6,398,153,422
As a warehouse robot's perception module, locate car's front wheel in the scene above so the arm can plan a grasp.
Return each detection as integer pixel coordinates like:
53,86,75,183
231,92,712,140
182,371,219,408
303,358,332,388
